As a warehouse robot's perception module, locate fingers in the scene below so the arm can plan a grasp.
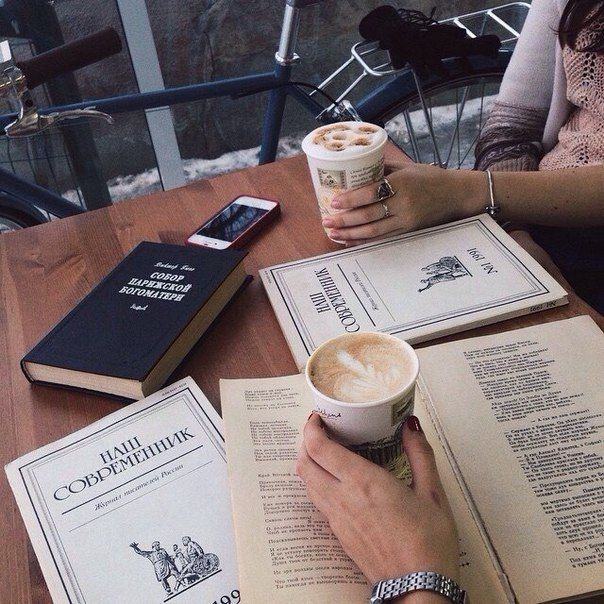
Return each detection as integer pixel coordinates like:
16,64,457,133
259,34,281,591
322,201,388,229
402,416,445,501
296,439,339,510
327,216,401,242
344,240,368,248
332,181,382,210
385,161,407,174
302,414,374,481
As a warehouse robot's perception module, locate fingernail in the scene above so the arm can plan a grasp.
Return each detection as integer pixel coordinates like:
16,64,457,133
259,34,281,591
406,415,422,432
307,411,315,421
322,218,335,227
329,230,340,238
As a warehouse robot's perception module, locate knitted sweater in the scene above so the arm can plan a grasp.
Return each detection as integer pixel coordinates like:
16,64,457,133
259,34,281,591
473,0,604,313
474,0,604,171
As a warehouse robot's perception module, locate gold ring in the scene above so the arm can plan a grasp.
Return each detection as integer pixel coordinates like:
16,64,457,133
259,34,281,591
376,177,396,202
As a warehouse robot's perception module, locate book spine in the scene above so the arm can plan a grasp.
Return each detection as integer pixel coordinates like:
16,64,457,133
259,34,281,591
417,375,516,603
406,295,570,347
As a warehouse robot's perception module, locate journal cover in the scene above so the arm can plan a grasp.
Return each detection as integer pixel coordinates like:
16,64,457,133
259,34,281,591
260,215,568,369
5,377,239,604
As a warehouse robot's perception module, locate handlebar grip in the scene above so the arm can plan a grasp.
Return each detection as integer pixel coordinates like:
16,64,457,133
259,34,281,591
15,27,122,89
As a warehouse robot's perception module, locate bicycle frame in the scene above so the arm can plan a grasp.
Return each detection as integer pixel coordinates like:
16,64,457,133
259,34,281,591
0,0,520,220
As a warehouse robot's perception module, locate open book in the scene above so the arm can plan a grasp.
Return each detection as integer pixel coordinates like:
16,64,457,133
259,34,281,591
221,316,604,603
260,214,568,370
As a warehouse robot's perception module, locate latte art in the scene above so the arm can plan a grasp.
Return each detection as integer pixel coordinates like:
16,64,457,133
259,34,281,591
308,333,416,403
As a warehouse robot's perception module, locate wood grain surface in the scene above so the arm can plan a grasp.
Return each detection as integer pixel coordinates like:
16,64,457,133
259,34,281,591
1,149,602,603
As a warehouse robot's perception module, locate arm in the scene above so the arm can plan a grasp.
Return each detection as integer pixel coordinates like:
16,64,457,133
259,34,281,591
474,0,559,171
129,543,151,558
297,414,459,604
322,163,604,244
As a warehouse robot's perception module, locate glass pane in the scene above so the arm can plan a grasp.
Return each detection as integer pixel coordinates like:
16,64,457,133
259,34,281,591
146,1,395,179
0,0,161,209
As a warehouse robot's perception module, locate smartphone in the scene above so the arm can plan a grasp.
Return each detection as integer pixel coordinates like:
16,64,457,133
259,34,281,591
186,195,280,250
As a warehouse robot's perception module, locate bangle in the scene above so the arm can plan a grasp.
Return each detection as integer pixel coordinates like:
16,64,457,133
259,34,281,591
484,170,501,218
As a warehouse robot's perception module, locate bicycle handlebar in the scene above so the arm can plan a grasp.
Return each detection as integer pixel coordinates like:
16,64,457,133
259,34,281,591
15,27,122,89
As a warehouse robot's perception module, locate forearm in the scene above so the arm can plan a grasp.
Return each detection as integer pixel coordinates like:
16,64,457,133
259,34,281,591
455,166,604,227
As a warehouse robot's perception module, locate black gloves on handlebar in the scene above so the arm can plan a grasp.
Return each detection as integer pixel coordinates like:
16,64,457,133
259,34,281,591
359,6,501,77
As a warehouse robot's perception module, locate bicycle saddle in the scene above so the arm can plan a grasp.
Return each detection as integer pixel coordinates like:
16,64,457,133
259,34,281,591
359,6,501,77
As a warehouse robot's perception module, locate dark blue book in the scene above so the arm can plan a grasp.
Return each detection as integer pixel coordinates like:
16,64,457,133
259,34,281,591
21,241,248,400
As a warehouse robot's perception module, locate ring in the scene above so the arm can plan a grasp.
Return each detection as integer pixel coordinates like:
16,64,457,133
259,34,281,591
376,177,396,202
381,202,391,218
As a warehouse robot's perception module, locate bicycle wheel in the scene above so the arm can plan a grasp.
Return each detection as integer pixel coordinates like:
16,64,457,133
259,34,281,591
0,205,46,233
378,71,505,169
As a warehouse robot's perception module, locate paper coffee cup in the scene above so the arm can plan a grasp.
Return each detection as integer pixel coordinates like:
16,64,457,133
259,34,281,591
301,122,388,242
305,332,419,476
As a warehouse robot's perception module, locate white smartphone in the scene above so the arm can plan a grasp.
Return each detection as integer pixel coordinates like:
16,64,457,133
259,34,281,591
186,195,281,250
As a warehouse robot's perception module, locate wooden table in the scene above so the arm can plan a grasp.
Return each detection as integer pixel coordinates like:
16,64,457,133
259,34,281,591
1,150,602,603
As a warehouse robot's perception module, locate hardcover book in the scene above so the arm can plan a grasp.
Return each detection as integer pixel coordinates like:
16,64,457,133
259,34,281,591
220,316,604,603
21,241,248,399
260,215,568,369
5,377,239,604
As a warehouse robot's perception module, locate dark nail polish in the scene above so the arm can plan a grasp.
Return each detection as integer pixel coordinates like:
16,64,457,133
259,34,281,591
406,415,422,432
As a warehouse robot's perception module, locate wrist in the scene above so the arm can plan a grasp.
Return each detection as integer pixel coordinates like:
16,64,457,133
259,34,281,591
371,569,464,604
450,169,489,219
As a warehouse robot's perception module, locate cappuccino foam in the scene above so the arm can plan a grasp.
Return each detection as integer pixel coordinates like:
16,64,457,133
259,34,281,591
308,333,416,404
301,121,387,160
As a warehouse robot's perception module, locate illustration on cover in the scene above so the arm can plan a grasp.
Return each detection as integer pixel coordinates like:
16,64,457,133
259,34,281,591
130,535,220,600
418,256,471,292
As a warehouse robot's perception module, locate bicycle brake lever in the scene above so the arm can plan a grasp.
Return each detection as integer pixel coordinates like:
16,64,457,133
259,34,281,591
5,107,113,138
0,40,114,138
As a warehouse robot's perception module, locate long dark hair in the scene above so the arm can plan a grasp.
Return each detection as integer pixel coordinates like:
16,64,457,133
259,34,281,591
558,0,604,50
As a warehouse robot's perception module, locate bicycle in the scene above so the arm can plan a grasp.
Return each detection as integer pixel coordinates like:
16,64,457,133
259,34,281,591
0,0,529,233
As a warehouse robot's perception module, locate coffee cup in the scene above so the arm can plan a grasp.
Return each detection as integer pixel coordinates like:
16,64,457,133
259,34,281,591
301,122,388,242
304,331,419,477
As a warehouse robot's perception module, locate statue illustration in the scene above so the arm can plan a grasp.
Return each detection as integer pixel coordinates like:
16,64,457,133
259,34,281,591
172,544,188,572
129,541,179,596
418,255,471,292
130,534,221,598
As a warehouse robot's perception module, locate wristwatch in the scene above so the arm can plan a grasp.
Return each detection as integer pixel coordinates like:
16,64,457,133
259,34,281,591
370,571,467,603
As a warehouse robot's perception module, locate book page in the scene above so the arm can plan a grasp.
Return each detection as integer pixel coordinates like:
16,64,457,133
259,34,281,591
5,378,239,604
220,374,509,602
418,316,604,603
260,215,567,369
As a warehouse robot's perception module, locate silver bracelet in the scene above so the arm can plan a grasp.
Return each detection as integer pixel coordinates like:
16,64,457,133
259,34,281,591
370,570,467,603
484,169,501,218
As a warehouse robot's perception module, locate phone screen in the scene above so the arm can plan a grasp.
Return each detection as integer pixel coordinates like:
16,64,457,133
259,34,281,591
196,201,269,242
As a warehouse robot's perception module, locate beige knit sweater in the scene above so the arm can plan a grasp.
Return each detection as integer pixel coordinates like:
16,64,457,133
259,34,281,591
475,0,604,171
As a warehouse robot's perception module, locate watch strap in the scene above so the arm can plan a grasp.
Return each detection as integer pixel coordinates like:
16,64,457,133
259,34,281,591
370,570,466,603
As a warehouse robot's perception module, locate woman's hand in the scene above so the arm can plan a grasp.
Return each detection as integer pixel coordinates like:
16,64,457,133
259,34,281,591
322,163,486,245
296,414,459,588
